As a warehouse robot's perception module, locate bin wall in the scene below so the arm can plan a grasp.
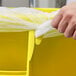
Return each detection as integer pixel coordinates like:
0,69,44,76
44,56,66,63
30,36,76,76
0,32,28,71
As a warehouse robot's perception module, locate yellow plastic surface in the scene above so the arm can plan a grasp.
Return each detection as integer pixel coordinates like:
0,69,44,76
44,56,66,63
0,29,35,76
0,32,28,76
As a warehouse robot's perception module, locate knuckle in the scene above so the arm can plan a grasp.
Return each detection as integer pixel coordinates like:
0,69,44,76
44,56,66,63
65,12,73,18
61,6,67,12
60,7,66,13
52,25,56,28
71,20,76,25
52,22,57,28
58,26,64,33
52,23,57,28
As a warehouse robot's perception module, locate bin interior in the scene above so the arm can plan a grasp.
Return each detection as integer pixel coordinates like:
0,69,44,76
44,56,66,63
0,32,28,76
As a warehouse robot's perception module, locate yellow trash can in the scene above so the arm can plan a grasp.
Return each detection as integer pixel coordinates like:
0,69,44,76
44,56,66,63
0,8,76,76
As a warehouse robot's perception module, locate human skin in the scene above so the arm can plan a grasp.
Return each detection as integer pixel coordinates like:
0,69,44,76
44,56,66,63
52,2,76,39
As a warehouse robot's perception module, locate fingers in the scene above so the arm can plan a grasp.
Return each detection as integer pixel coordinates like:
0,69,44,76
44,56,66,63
58,15,70,33
64,22,75,38
51,4,76,40
52,10,63,28
64,16,76,38
52,12,76,39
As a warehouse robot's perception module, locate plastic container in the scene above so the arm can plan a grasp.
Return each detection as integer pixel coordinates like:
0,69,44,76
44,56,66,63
1,8,76,76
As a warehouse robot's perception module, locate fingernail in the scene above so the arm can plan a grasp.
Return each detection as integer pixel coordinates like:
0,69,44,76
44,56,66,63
64,33,71,38
73,36,76,40
58,29,62,33
73,37,76,40
65,34,71,38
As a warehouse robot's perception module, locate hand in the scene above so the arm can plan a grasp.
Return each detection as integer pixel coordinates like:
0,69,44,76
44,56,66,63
52,2,76,39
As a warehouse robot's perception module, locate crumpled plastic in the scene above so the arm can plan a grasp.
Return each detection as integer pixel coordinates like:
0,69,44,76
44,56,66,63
0,7,62,38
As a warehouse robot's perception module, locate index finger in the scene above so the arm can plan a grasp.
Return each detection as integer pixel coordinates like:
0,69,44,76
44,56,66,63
51,10,63,28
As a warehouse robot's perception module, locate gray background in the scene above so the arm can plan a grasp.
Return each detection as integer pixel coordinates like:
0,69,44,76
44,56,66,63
2,0,29,7
1,0,66,7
